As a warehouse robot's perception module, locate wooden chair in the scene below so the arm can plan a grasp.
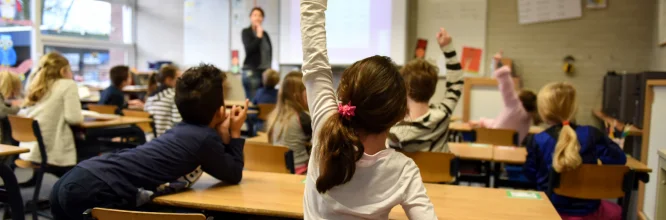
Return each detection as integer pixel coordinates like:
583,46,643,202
83,208,205,220
8,115,50,220
87,104,118,115
402,151,458,184
256,103,276,121
547,164,635,220
244,142,295,174
472,127,518,146
122,110,157,138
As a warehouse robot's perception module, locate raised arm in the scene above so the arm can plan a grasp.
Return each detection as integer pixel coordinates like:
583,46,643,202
300,0,338,133
494,65,520,108
432,29,463,116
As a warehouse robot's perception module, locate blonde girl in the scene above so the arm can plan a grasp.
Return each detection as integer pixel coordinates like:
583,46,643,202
524,82,626,220
19,52,83,172
0,71,21,145
266,71,311,174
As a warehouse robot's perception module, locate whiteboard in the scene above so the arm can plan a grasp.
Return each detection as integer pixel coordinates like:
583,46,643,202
469,85,504,121
183,0,231,69
517,0,582,25
416,0,487,76
644,86,666,220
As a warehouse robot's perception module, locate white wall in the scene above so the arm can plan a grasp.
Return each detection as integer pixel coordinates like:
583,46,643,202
136,0,184,70
645,86,666,220
183,0,231,69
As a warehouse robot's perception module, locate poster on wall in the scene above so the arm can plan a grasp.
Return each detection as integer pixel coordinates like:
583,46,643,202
461,47,482,75
414,39,427,59
586,0,608,9
0,0,31,26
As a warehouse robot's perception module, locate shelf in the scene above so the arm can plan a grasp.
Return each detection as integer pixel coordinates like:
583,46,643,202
592,110,643,136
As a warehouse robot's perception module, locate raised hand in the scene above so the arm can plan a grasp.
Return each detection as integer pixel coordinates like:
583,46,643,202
229,99,250,138
436,28,452,47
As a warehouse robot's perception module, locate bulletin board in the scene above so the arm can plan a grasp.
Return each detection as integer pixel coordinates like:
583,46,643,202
660,0,666,46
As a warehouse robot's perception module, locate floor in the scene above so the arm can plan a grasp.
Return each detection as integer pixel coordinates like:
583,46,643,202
2,168,58,220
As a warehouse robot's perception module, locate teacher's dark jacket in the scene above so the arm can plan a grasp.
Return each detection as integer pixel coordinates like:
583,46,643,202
242,26,272,69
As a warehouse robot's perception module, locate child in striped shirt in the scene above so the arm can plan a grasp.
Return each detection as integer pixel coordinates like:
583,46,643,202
144,65,182,136
388,33,464,153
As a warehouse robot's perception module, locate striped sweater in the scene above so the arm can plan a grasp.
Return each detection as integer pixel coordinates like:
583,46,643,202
388,44,464,152
144,86,182,136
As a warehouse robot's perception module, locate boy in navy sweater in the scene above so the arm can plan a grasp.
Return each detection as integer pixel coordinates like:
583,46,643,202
50,64,248,220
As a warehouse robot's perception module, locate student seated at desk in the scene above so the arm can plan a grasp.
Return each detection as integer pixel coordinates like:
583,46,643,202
144,65,181,136
388,29,464,153
299,1,436,218
50,64,248,220
19,53,84,176
524,82,626,220
266,71,311,174
249,68,279,132
0,71,22,145
98,65,144,114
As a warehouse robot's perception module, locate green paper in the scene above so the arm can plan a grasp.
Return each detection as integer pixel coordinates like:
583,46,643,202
469,143,491,148
302,178,306,183
506,190,542,200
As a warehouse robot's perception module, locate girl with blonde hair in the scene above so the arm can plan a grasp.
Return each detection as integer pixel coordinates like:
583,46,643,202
19,52,83,174
266,71,311,174
524,82,626,220
0,71,21,145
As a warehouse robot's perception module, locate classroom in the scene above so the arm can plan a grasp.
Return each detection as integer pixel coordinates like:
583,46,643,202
0,0,665,219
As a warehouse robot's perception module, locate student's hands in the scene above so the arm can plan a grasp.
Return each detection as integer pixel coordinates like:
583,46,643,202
229,99,250,138
493,50,503,62
436,28,452,47
128,99,144,109
9,99,22,107
217,110,231,144
256,25,264,38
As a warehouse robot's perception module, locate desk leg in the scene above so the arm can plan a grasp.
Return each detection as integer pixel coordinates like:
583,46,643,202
0,164,23,218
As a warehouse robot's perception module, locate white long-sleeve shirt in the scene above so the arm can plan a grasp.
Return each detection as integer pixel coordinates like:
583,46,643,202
19,79,83,166
299,0,437,219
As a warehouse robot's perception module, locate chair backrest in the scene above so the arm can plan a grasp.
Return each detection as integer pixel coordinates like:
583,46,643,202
256,103,276,121
473,127,518,146
88,104,118,115
402,151,458,184
244,142,294,174
122,110,154,134
7,115,47,166
547,164,634,220
90,208,205,220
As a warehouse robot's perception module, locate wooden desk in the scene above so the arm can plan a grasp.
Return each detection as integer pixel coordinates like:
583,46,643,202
154,171,560,220
449,122,544,134
0,144,29,156
78,116,153,129
491,146,651,173
448,143,494,161
246,134,268,143
122,85,148,93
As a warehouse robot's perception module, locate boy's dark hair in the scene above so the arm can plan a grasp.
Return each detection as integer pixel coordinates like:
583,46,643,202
250,7,265,17
175,64,226,125
400,59,439,102
110,65,130,87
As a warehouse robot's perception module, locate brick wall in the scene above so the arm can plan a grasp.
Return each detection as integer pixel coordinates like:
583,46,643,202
412,0,658,125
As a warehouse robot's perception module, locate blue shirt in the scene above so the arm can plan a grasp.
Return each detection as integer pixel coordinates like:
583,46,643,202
252,87,278,105
98,85,125,114
523,124,626,216
78,122,245,206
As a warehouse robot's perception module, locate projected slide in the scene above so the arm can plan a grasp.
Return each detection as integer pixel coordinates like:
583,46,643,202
279,0,406,65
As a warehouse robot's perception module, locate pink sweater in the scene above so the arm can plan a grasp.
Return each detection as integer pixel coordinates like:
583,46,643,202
478,66,531,144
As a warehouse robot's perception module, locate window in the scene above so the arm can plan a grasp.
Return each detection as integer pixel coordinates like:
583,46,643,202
45,45,129,88
41,0,133,43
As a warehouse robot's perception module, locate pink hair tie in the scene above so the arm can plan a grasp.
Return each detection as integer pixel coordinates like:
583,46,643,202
338,101,356,120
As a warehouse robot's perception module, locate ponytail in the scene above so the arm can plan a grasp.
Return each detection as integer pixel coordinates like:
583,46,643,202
552,124,582,172
315,114,364,193
146,72,159,95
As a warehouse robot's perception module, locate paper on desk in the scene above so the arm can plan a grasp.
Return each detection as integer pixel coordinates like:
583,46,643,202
506,190,541,200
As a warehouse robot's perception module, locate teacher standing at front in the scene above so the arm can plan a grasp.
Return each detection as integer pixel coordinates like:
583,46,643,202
241,7,272,100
